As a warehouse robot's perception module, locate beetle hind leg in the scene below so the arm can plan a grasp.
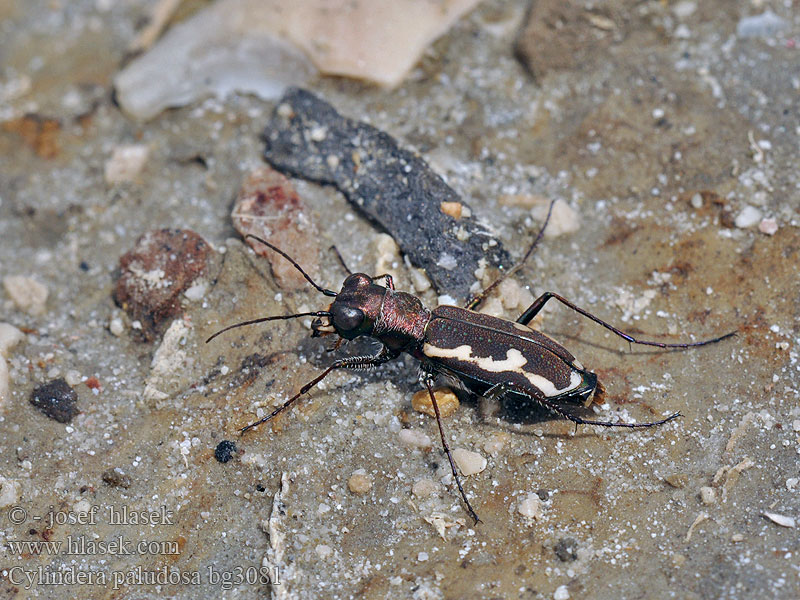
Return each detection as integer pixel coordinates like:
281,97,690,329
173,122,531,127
504,382,681,429
517,291,736,349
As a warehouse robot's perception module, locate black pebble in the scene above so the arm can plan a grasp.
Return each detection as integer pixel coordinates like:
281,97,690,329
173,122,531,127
214,440,237,463
30,378,78,423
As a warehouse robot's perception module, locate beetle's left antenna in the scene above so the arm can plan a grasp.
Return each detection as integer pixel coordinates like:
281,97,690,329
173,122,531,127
205,311,332,343
245,234,337,297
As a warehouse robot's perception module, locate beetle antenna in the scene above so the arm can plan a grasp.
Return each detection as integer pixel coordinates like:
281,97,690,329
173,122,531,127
329,245,353,275
245,234,337,297
465,199,555,310
206,311,332,343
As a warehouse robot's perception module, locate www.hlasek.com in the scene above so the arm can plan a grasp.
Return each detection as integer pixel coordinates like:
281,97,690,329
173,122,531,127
3,565,281,591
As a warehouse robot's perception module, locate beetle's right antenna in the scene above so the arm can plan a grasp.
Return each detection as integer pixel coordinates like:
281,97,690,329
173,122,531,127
246,234,337,297
465,199,555,311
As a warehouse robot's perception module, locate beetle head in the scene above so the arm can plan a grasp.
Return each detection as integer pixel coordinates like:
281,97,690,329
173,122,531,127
313,273,385,340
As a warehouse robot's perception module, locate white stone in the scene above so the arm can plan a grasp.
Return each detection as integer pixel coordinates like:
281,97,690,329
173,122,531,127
763,512,795,528
3,276,48,315
315,544,333,559
734,205,762,229
532,199,581,238
517,492,543,520
398,428,432,449
699,486,716,505
109,317,125,337
0,323,25,357
104,144,150,183
452,448,486,476
758,218,778,235
412,478,438,498
0,475,21,507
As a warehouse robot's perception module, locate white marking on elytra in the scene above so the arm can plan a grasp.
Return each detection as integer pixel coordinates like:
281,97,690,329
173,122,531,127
423,343,582,397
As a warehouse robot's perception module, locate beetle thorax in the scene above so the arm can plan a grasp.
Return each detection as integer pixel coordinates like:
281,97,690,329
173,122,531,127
373,289,431,353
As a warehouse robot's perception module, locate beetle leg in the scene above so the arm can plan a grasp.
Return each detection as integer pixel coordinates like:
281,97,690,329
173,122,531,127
516,291,736,349
464,200,555,311
371,273,395,290
424,375,481,525
503,382,681,429
240,350,395,434
483,382,511,404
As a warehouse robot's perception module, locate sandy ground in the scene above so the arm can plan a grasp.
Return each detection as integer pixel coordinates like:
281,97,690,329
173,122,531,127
1,1,799,599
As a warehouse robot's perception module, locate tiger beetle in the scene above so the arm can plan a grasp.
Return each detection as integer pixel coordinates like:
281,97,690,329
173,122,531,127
207,202,735,524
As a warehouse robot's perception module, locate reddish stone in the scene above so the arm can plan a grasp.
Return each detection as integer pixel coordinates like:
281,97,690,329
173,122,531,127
114,229,211,341
232,167,319,290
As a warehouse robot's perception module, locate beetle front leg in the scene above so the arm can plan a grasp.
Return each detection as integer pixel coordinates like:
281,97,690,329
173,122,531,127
423,375,481,525
517,292,735,349
240,350,396,434
371,274,395,290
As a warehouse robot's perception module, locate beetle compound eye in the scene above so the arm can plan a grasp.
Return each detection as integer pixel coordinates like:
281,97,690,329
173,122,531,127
333,305,365,332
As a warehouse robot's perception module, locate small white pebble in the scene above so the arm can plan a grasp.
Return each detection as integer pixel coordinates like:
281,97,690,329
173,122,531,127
699,486,716,505
436,294,457,307
690,193,703,209
417,552,429,562
0,323,25,357
763,512,796,528
309,125,328,142
734,205,762,229
65,369,82,386
758,218,778,235
793,420,800,432
532,199,580,238
104,144,149,184
554,584,570,600
452,448,487,476
398,428,432,449
3,275,48,315
517,492,543,520
412,478,438,498
109,317,125,337
315,544,333,559
731,533,744,543
0,476,22,507
184,282,207,301
348,470,372,494
317,503,330,515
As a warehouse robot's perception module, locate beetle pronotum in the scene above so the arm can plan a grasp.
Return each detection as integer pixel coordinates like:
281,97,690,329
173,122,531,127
208,205,734,523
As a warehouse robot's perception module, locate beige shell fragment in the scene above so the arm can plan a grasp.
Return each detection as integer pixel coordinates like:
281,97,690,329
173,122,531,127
115,0,483,119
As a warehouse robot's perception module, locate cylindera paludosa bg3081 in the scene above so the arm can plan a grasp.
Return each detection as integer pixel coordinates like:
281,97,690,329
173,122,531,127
207,203,735,523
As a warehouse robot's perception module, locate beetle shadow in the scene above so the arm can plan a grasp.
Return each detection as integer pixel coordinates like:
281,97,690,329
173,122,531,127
451,387,599,434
